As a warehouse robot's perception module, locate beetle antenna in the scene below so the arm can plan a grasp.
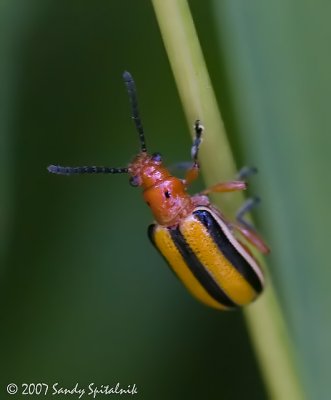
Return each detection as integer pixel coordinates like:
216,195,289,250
47,165,128,175
123,71,147,152
47,72,147,176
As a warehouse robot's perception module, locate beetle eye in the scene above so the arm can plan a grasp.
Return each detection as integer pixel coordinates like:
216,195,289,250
129,176,140,187
151,152,162,162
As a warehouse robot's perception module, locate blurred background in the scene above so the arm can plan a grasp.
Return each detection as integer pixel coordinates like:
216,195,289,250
1,1,330,399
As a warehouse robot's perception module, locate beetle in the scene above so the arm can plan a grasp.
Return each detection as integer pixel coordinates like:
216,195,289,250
48,71,269,310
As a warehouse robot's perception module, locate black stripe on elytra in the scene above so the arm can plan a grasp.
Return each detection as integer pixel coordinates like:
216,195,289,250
148,224,237,308
170,228,237,308
194,209,263,294
148,224,157,246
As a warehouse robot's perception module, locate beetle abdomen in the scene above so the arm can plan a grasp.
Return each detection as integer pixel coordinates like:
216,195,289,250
148,206,264,310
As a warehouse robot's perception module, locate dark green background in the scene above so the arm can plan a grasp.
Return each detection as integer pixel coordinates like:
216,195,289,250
1,1,330,400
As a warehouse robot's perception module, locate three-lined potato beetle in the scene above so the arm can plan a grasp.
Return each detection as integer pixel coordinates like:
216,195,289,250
48,71,269,310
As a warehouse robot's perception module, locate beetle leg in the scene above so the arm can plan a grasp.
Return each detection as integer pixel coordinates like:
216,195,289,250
200,180,247,195
191,120,204,161
184,120,204,186
236,166,258,180
184,162,200,186
199,166,257,195
233,197,270,254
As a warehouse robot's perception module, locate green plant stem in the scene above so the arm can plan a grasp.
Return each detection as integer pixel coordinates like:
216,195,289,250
151,1,305,399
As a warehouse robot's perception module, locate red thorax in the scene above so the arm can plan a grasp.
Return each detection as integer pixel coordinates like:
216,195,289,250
129,152,195,227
